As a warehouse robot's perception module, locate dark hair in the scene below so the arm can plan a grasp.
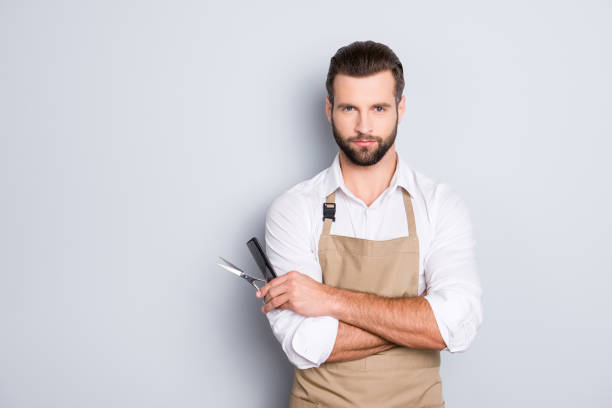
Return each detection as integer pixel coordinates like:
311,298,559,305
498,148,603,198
326,40,405,107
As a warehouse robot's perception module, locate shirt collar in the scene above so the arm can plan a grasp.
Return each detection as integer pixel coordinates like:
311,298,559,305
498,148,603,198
323,150,414,202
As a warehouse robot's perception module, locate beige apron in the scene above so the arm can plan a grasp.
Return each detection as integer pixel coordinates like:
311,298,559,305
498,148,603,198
289,187,445,408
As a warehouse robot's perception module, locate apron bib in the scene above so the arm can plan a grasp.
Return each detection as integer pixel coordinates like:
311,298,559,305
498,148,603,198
289,187,445,408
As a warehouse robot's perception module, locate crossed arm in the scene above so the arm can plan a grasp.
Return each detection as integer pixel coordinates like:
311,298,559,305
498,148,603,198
256,271,446,364
327,321,395,362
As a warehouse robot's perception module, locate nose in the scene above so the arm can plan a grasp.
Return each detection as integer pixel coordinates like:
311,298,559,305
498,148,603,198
355,111,373,135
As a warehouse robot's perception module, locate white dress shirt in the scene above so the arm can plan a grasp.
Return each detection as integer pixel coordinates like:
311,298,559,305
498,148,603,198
264,150,483,370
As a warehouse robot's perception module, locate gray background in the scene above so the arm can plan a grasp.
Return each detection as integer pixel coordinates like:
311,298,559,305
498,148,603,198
1,0,611,407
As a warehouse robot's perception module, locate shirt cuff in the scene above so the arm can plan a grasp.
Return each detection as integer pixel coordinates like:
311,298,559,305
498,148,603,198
424,292,452,352
424,291,479,353
291,316,339,367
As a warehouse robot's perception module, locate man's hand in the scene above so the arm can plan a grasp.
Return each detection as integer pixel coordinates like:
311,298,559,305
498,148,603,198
256,271,333,317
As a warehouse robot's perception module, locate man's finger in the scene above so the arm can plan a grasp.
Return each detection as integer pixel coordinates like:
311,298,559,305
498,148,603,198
264,281,290,303
265,282,289,301
257,271,294,297
262,293,291,314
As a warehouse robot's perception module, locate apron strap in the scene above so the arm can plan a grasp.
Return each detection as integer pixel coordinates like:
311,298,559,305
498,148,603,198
322,190,336,236
401,187,418,240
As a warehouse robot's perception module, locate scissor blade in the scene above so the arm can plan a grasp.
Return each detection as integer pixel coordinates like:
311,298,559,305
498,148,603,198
216,262,243,277
218,256,244,272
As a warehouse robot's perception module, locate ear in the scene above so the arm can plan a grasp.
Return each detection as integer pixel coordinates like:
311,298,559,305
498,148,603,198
397,95,406,124
325,95,332,123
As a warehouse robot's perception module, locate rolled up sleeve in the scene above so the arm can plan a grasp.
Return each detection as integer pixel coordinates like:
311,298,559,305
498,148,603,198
423,184,483,352
263,191,339,369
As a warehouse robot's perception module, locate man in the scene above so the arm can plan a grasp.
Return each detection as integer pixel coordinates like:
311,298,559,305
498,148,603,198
256,40,483,408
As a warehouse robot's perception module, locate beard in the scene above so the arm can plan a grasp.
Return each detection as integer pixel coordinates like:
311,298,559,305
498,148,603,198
331,114,398,167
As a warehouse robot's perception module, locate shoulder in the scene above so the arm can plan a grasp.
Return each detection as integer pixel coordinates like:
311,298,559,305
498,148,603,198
403,163,471,226
265,168,328,227
419,173,464,209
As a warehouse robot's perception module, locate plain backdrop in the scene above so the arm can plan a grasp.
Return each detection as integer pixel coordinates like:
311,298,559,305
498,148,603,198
1,0,611,407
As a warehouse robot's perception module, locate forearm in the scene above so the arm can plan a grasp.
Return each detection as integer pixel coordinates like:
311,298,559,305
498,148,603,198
327,343,395,363
328,288,446,350
326,321,396,363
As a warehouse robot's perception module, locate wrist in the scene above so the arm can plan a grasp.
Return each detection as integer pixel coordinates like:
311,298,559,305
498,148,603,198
324,285,341,317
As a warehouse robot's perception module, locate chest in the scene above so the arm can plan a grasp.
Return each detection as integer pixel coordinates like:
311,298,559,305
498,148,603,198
313,188,429,296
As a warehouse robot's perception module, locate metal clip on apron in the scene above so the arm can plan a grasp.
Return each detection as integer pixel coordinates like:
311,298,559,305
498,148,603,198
289,187,445,408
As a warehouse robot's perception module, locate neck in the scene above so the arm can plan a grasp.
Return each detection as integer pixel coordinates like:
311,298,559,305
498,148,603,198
339,147,398,207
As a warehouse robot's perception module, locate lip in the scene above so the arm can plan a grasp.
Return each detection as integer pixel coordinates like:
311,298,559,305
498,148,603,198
352,140,376,146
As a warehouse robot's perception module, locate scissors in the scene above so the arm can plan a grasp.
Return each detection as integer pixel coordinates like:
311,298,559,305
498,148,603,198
217,256,267,291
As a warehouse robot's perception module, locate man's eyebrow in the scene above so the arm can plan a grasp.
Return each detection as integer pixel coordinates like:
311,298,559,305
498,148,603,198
335,103,353,109
335,102,393,109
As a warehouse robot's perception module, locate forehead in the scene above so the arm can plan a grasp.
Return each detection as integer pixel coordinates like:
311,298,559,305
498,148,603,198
332,70,396,104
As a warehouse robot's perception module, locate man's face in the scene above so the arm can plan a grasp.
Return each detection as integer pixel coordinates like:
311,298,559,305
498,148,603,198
326,70,406,166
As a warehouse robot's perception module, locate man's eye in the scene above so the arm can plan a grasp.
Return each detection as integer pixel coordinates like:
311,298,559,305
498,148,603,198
343,106,354,112
375,106,384,112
